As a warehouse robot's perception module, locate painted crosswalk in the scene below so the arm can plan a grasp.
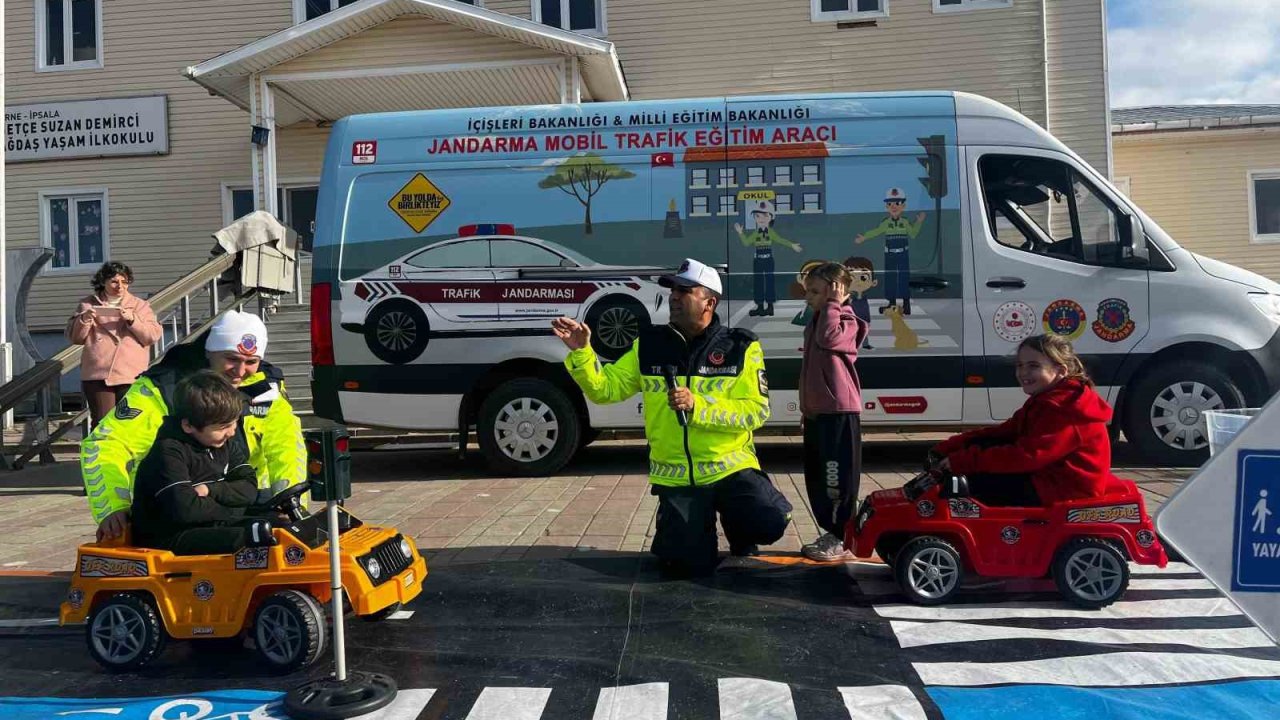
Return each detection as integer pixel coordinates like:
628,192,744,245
730,299,960,353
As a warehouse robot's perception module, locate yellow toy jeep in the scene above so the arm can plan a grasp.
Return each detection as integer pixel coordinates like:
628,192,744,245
60,482,426,672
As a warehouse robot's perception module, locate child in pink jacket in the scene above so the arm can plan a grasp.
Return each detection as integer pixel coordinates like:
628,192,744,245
799,262,869,562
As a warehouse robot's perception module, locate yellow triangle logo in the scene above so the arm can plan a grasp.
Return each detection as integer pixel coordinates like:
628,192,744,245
389,173,451,234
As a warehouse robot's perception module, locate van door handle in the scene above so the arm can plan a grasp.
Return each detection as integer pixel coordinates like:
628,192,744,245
909,276,949,292
986,277,1026,289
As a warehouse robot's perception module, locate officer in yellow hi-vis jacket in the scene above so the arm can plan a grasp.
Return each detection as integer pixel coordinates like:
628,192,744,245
82,310,306,542
553,258,793,576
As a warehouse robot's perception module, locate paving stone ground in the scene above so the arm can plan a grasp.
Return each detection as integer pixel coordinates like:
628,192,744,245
0,435,1194,574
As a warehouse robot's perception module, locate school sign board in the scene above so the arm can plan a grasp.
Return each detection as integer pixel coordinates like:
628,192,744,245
4,95,169,163
1157,393,1280,645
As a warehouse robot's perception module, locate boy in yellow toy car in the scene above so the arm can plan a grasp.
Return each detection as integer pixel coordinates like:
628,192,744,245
130,370,277,554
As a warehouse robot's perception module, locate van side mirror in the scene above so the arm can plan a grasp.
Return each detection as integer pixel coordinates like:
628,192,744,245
1118,212,1148,264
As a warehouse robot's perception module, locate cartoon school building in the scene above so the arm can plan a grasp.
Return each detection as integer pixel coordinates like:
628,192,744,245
682,144,829,220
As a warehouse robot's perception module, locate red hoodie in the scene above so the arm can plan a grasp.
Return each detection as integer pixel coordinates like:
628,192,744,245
935,379,1115,504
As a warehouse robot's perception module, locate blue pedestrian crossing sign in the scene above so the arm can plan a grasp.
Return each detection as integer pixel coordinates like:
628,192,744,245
1234,450,1280,591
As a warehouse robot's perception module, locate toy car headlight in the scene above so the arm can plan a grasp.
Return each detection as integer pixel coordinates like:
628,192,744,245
399,538,412,559
365,557,382,580
855,501,874,533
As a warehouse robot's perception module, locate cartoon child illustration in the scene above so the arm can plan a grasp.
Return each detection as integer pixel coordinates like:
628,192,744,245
790,260,826,326
842,256,878,350
855,187,926,316
735,199,803,317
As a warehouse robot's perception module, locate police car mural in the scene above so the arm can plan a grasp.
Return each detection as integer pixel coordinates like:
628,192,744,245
340,224,666,364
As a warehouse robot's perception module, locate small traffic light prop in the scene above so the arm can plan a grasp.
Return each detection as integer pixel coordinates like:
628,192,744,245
285,424,396,720
917,134,949,274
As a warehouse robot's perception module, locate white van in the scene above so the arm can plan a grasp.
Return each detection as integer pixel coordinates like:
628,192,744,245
310,91,1280,472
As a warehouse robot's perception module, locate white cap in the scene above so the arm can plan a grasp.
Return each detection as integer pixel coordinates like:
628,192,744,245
885,187,907,202
659,258,723,295
749,199,776,216
205,310,268,357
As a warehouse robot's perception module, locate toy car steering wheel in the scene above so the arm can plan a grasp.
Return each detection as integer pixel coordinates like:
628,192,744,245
265,481,312,522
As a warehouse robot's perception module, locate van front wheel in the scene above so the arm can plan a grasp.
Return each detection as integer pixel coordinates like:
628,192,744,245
1123,360,1244,466
478,378,581,476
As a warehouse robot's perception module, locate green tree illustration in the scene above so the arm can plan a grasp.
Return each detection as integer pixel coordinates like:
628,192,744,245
538,153,636,234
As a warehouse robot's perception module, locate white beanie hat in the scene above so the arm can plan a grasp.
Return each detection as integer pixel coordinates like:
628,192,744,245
205,310,268,357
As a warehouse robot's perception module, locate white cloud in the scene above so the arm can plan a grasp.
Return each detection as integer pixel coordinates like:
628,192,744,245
1109,0,1280,106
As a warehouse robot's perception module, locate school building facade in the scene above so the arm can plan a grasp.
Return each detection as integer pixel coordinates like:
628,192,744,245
5,0,1112,369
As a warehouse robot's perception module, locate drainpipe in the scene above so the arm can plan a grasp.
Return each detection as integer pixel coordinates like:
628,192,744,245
1041,0,1051,133
1,3,10,428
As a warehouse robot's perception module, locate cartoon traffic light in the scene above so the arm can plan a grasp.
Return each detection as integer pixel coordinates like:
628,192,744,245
304,425,352,502
917,134,948,200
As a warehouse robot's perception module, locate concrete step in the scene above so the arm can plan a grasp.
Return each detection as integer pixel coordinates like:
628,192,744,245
270,348,313,363
263,319,310,334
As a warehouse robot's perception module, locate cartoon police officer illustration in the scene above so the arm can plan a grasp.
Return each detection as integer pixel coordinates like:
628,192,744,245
855,188,925,316
735,199,803,317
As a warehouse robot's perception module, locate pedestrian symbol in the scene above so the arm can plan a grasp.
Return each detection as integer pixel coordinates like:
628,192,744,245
1232,450,1280,591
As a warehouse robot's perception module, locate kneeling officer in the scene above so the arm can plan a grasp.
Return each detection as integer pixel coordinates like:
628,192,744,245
553,258,793,576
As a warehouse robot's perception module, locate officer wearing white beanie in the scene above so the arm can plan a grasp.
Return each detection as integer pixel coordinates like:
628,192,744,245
81,307,306,542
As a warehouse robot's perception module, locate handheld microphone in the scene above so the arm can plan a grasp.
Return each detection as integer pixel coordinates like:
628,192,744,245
661,365,688,427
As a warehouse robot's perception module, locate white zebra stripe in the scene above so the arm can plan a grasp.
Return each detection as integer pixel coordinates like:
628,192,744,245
1129,561,1197,575
874,596,1243,621
463,687,551,720
718,678,797,720
889,620,1275,650
592,683,668,720
913,651,1280,687
856,576,1214,596
352,688,436,720
837,685,927,720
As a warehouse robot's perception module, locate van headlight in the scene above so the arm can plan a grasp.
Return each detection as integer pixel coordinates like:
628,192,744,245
365,557,382,580
1249,293,1280,325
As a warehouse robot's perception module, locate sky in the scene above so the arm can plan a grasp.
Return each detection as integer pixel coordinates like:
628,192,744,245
1108,0,1280,107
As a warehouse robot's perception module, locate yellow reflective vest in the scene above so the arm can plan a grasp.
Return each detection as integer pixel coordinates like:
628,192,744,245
81,344,306,524
566,321,770,487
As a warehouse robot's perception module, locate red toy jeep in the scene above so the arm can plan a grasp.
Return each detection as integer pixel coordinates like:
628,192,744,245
844,469,1168,607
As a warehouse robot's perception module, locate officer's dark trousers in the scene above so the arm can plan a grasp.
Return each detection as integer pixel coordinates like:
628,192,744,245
753,254,776,305
802,413,862,536
883,249,910,307
651,468,793,576
165,517,274,556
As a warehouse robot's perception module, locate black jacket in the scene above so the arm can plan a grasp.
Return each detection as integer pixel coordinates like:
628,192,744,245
131,416,259,549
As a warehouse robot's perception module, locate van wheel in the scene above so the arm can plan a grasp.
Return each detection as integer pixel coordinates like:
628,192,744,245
478,378,581,476
1122,360,1244,466
364,300,429,364
1053,538,1129,609
894,536,962,606
87,593,166,672
586,296,648,361
253,590,326,673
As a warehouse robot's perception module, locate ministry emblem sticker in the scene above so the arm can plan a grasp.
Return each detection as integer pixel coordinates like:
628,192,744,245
948,498,981,519
1001,526,1021,545
993,301,1035,343
916,500,936,518
1042,299,1087,341
285,546,306,566
1137,529,1156,548
194,580,215,602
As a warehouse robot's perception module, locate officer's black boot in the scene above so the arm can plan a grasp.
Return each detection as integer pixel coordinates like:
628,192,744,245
879,302,896,314
749,303,763,317
764,303,774,316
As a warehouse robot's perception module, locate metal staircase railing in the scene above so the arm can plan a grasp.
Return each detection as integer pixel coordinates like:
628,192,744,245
0,252,263,470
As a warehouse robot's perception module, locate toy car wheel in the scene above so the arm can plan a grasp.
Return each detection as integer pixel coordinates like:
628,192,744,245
894,537,962,606
363,299,429,364
586,296,649,361
253,590,327,672
362,602,402,623
478,378,582,476
87,592,167,672
1053,538,1130,609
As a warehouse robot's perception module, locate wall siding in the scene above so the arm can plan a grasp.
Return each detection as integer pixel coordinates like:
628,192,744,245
1046,0,1110,176
1114,129,1280,280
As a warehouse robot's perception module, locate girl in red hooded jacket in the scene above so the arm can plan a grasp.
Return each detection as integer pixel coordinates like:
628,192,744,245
932,334,1116,506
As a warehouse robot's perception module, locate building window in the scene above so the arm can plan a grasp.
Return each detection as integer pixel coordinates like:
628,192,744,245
1250,171,1280,244
933,0,1011,13
42,189,108,272
718,168,737,188
775,194,793,214
36,0,102,71
719,195,736,216
802,193,822,213
774,166,793,185
746,167,765,186
533,0,606,35
691,168,709,188
811,0,887,22
691,196,710,217
295,0,386,23
801,164,822,184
